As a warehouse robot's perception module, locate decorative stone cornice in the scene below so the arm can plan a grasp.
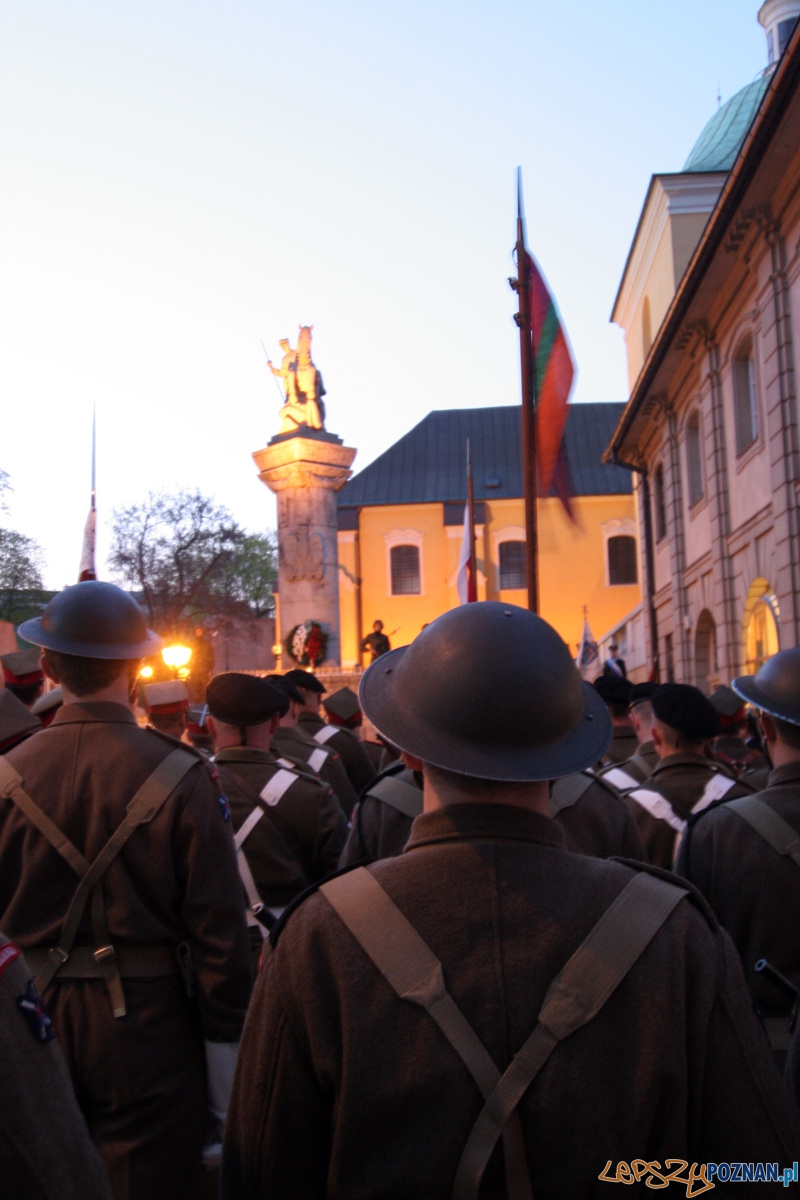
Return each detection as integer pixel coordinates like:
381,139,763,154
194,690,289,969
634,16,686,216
253,436,357,493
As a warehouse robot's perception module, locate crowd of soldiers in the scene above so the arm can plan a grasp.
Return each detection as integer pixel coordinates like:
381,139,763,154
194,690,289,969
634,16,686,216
1,582,800,1197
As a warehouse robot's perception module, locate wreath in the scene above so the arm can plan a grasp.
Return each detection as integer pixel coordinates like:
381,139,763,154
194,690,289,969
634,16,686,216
285,620,328,667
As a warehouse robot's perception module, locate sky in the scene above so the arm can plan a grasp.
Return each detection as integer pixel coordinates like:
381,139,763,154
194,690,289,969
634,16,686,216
0,0,768,589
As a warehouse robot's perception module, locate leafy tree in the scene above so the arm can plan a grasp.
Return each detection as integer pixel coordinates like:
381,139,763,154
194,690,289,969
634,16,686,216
108,488,276,633
0,471,46,621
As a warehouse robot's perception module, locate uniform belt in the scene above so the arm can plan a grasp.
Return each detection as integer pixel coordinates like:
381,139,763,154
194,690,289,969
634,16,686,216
23,944,180,979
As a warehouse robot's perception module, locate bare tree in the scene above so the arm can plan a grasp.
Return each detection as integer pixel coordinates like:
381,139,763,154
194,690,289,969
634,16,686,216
108,489,276,634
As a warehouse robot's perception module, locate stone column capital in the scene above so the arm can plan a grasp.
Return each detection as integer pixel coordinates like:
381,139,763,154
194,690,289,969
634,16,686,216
253,435,357,495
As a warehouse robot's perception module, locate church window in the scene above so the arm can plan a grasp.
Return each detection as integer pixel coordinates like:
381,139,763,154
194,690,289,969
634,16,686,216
654,464,667,542
390,545,421,595
607,536,637,586
686,411,704,507
733,335,758,456
499,541,526,590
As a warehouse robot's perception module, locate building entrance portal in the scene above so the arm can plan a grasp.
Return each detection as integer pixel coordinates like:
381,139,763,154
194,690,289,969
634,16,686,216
743,578,780,674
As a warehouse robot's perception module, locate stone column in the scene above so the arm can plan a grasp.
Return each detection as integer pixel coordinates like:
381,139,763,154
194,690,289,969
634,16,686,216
253,430,356,666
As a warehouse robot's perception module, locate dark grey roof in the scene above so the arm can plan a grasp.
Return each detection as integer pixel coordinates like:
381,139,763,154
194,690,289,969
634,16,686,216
338,404,631,510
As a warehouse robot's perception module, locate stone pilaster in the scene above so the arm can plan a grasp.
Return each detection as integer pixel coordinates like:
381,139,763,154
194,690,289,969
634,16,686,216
253,430,357,666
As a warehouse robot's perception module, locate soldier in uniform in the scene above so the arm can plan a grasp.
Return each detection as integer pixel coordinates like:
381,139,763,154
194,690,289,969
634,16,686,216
31,685,63,728
268,674,358,817
597,681,659,790
710,683,770,788
0,687,41,753
1,647,45,708
286,669,376,794
206,672,347,962
222,603,797,1199
0,582,252,1200
677,650,800,1063
341,761,645,867
361,619,391,661
623,682,755,869
0,932,113,1200
591,674,637,765
143,679,189,739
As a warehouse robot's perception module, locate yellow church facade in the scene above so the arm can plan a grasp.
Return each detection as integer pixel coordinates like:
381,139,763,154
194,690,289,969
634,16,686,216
335,405,641,670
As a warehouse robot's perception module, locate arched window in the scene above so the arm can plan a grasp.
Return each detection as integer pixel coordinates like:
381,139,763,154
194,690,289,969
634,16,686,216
642,296,652,360
686,411,704,507
390,545,420,595
654,464,667,542
498,541,526,589
607,536,638,585
733,335,758,456
694,609,717,695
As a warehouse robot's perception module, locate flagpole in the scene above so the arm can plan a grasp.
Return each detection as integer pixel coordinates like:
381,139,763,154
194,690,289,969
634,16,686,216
467,440,478,601
515,168,539,613
91,405,96,515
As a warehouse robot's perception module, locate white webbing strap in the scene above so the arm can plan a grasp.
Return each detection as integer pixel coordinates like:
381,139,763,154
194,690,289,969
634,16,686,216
673,773,738,862
313,724,340,746
626,788,685,833
602,767,640,792
259,769,297,807
307,748,329,773
234,808,268,935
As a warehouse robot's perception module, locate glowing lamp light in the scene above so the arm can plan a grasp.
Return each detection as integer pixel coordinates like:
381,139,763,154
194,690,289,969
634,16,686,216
139,665,154,679
177,666,191,680
162,645,192,671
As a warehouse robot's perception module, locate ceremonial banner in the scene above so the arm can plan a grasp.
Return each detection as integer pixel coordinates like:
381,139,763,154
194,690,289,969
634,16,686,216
456,501,477,604
576,615,599,681
78,507,96,582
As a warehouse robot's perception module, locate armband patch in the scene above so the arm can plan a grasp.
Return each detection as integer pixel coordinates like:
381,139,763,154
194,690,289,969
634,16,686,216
217,793,232,822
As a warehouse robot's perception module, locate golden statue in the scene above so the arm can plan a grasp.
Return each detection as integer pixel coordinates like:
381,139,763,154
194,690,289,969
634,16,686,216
268,326,327,434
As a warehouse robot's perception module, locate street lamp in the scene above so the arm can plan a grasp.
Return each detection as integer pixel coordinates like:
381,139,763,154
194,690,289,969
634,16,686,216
162,644,192,680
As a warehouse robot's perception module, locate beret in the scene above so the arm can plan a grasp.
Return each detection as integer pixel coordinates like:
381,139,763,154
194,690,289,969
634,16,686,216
283,669,326,695
592,675,633,708
323,686,361,722
206,673,289,725
630,682,658,704
267,674,306,705
652,683,720,740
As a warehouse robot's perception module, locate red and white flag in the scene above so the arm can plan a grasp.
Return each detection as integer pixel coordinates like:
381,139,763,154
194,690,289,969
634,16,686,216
78,506,96,582
456,501,477,604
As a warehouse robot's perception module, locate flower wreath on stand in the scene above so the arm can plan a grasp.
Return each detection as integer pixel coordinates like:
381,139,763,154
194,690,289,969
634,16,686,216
285,620,328,668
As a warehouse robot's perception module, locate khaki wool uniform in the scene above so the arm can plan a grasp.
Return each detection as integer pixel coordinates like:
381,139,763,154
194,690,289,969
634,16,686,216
0,933,112,1200
623,751,756,870
598,723,638,766
0,702,252,1200
223,805,799,1199
677,762,800,1022
271,724,358,816
214,746,347,916
298,709,376,794
340,767,646,867
597,739,658,790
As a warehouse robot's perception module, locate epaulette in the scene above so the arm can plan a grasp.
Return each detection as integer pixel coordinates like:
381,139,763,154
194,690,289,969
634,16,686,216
610,857,720,932
270,755,329,790
269,861,365,947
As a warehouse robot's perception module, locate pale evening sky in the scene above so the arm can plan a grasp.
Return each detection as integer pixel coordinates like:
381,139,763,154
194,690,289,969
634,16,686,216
0,0,767,589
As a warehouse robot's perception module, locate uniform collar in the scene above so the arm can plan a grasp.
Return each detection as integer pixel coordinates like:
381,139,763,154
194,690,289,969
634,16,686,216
651,751,714,774
50,701,138,726
404,802,566,853
767,761,800,787
638,739,655,755
298,711,324,729
214,746,274,764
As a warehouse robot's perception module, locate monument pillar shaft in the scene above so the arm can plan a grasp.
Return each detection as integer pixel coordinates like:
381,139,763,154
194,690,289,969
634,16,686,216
253,434,356,667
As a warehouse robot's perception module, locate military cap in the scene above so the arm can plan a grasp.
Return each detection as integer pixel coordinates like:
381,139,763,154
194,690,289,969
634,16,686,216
733,648,800,727
709,684,747,726
630,682,658,705
31,686,63,728
186,704,209,736
206,673,289,726
592,675,633,708
18,582,162,660
144,680,189,715
267,674,305,705
1,648,43,686
0,689,40,752
323,686,361,725
283,669,326,695
359,602,611,782
652,683,720,740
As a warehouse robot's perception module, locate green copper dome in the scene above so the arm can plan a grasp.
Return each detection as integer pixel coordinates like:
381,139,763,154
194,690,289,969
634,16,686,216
684,72,772,172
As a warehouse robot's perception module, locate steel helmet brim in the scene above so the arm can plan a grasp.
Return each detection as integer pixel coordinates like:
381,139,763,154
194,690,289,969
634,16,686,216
18,581,163,660
733,648,800,726
359,643,612,783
